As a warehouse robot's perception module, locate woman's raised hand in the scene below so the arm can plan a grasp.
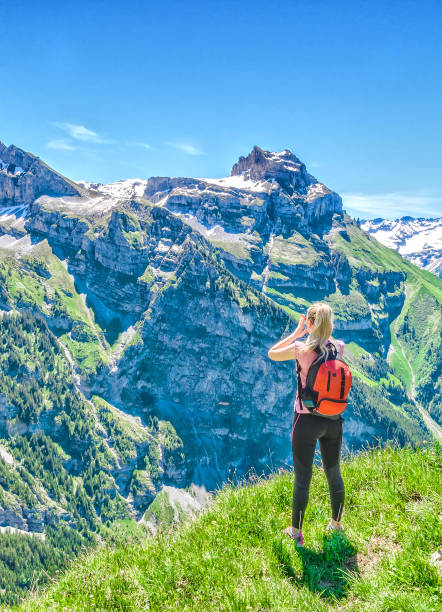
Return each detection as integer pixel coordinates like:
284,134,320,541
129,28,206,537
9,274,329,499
294,314,307,338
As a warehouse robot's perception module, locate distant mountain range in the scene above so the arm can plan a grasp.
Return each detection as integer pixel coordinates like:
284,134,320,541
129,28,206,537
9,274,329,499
361,216,441,278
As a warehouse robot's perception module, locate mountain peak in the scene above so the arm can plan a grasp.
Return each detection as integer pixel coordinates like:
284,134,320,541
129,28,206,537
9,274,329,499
0,140,80,206
230,146,313,190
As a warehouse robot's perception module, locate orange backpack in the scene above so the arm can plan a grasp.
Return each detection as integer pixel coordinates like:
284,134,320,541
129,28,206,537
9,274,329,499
296,342,353,416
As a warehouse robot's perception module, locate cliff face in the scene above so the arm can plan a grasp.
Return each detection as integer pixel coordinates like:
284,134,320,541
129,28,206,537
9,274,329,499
108,246,294,488
0,310,186,534
0,143,438,538
0,141,80,206
24,195,296,487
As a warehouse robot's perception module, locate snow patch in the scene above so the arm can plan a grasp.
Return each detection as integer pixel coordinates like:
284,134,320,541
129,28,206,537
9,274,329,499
172,212,251,250
77,178,147,199
0,526,45,540
0,445,14,465
38,193,118,216
0,234,33,253
196,175,272,193
362,217,442,277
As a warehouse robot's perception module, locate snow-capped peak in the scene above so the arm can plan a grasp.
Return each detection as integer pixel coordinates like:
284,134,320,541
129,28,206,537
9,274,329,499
77,178,148,199
362,216,442,277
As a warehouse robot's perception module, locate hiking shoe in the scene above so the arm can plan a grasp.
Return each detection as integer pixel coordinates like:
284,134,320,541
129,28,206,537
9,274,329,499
326,519,344,532
283,526,304,547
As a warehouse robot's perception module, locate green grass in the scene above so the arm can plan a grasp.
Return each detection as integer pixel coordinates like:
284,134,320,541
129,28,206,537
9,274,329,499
330,221,405,273
345,341,371,359
146,490,177,526
389,323,413,389
122,229,145,248
326,290,370,322
60,333,108,377
16,444,441,611
270,231,321,267
0,241,112,378
92,396,151,463
389,271,441,395
263,287,312,322
349,366,378,388
0,258,47,310
138,265,155,284
209,238,255,262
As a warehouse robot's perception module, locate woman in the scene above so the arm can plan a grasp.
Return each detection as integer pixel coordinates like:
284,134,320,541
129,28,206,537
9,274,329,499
267,302,345,547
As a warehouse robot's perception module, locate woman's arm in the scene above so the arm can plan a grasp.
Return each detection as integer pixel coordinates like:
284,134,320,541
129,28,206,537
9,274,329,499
267,315,307,361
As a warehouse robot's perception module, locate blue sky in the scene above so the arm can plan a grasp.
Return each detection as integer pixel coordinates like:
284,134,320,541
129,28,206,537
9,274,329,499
1,0,441,218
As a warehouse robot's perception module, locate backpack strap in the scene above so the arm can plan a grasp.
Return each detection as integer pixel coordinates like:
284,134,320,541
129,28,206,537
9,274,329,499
325,340,338,358
296,359,315,412
340,366,346,399
296,359,303,408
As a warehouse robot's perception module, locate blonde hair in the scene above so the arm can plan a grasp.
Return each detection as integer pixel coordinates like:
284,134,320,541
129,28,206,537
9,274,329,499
301,302,335,359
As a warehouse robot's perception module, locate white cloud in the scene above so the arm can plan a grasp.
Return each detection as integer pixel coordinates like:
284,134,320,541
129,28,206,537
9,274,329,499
53,122,114,144
166,142,205,156
341,191,442,220
133,142,153,150
46,139,76,151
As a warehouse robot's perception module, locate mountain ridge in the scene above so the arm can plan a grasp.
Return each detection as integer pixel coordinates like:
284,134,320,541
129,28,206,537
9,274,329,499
361,216,441,278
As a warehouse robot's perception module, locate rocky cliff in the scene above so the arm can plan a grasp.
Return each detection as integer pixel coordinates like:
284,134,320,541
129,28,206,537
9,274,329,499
0,141,80,207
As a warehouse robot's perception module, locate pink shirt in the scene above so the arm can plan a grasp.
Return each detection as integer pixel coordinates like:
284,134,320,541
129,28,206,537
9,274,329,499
293,339,345,413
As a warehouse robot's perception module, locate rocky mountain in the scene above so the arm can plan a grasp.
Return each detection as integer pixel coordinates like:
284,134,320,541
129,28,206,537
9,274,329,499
0,140,440,603
0,142,80,207
361,216,442,278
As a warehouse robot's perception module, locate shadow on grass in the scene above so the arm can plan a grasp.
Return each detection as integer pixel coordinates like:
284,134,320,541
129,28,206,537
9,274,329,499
273,531,358,600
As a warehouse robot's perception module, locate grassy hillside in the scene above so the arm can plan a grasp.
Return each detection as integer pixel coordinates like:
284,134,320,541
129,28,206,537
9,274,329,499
329,221,442,433
0,243,109,377
393,264,442,426
15,444,441,611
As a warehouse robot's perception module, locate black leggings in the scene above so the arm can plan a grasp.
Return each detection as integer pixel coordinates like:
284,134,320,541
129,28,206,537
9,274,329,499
291,412,344,529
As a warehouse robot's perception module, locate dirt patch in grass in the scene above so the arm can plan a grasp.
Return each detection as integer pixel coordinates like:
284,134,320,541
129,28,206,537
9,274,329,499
356,536,402,574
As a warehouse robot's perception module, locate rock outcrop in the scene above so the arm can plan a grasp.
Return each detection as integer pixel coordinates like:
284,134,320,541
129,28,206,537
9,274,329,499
0,141,80,206
232,146,314,189
23,194,296,486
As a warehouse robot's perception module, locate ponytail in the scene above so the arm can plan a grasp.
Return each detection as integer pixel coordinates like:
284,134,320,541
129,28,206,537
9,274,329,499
300,302,334,360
